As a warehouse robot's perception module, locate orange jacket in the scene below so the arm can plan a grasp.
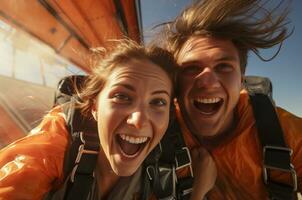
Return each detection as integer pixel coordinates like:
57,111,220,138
0,106,152,200
0,106,69,200
1,91,301,200
176,90,302,199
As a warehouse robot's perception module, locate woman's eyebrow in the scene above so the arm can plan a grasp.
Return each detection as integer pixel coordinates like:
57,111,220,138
152,90,170,97
112,83,135,91
112,83,170,97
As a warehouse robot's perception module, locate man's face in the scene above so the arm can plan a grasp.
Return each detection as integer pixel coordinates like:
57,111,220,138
177,36,242,140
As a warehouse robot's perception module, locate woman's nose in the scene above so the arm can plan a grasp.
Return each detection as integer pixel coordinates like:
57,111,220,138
127,111,148,129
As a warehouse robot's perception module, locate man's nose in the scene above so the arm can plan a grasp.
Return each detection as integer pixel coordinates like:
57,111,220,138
195,67,220,89
127,110,148,129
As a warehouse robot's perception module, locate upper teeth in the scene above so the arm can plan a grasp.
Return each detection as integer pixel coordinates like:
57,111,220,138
195,97,221,104
119,134,148,144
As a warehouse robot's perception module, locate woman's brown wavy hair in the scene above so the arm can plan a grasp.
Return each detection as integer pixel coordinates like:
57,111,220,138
78,39,178,117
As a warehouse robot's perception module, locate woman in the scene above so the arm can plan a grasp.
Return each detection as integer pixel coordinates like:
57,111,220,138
0,39,216,200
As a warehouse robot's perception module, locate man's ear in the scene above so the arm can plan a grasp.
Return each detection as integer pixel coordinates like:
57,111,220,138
91,103,97,121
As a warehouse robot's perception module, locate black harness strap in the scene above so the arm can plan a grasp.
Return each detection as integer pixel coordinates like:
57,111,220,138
250,93,297,200
62,99,100,200
143,144,170,199
142,120,194,200
171,122,194,200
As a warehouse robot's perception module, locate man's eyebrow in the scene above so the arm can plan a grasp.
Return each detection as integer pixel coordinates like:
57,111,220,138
112,83,135,91
180,55,238,66
180,60,199,65
215,55,238,62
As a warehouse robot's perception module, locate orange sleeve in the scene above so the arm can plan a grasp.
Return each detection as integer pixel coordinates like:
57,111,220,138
277,107,302,192
0,107,69,200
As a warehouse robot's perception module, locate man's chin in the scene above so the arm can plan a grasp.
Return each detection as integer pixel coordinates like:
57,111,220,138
195,127,219,138
189,119,221,137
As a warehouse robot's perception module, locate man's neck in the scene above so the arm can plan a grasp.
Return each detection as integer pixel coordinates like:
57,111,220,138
197,114,239,150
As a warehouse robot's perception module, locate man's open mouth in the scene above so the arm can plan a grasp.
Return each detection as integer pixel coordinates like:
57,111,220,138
193,97,223,115
116,134,149,158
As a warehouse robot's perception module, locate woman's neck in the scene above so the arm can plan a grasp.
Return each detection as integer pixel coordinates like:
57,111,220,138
96,150,120,199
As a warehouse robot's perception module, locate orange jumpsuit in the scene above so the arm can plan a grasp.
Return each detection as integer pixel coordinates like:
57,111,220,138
176,90,302,199
0,106,69,200
0,106,152,200
1,90,301,199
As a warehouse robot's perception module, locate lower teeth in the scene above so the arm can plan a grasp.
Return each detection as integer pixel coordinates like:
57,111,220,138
194,101,222,113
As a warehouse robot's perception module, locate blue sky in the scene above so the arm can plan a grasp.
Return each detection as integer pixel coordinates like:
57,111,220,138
140,0,302,117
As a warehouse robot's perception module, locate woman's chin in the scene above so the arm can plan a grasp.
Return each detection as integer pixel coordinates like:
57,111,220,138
110,142,148,176
113,165,139,177
110,156,143,177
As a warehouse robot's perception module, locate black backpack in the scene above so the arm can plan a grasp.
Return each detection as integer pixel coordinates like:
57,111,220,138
46,75,298,200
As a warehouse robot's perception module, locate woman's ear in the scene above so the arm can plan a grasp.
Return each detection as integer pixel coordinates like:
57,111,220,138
91,104,98,121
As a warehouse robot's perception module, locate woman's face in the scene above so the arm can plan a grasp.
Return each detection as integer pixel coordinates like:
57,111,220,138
94,58,172,176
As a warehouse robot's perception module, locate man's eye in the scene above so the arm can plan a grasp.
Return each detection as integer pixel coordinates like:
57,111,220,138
150,98,168,107
113,93,131,103
215,63,233,73
180,65,201,75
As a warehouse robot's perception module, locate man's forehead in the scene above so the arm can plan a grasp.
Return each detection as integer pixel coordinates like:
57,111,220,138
177,36,239,63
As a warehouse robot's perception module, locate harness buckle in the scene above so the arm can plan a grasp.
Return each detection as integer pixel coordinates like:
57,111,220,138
175,147,193,177
70,132,98,183
263,145,297,191
75,144,99,163
146,165,156,180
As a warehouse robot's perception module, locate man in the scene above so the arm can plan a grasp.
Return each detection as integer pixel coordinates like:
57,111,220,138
160,0,302,199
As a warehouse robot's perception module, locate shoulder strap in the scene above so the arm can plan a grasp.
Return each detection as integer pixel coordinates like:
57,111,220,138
249,93,297,200
45,98,100,200
63,99,100,200
142,119,194,200
166,121,194,200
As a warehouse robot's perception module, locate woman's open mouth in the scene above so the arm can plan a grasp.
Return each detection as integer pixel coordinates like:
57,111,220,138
193,97,223,115
116,134,149,158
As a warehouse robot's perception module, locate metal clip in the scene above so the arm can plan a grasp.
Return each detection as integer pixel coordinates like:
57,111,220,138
263,145,297,191
175,147,193,177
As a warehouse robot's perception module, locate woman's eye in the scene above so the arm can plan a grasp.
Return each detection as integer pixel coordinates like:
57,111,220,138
150,98,168,107
215,63,233,73
113,93,131,103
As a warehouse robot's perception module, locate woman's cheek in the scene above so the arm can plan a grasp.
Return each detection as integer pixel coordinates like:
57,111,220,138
155,112,169,137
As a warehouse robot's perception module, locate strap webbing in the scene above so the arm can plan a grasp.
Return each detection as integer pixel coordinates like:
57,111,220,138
249,93,297,200
61,100,100,200
142,119,194,199
66,174,95,200
250,94,286,148
65,131,99,200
